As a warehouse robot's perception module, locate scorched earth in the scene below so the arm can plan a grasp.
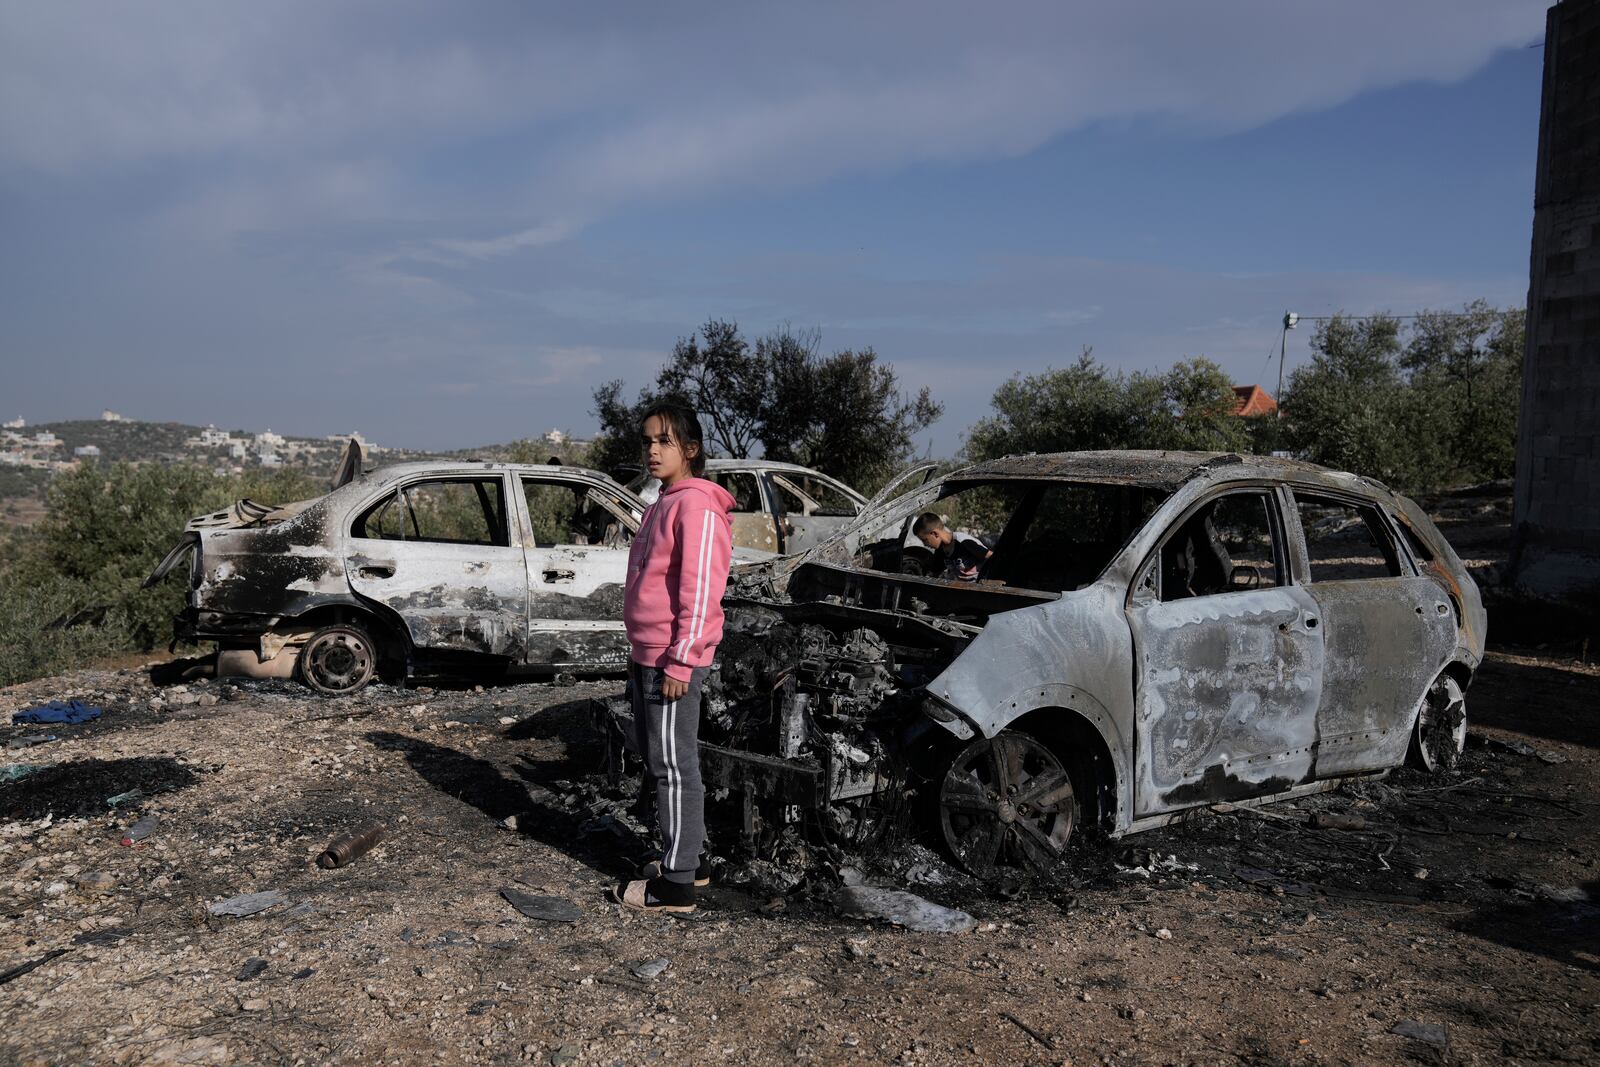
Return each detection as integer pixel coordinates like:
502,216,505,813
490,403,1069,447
1,640,1597,1065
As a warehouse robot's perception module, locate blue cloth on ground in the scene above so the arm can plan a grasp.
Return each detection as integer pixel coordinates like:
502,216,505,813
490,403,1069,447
12,700,103,725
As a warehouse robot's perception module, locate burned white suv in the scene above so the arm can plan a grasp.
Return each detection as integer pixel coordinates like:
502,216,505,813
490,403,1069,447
600,450,1485,876
146,462,656,694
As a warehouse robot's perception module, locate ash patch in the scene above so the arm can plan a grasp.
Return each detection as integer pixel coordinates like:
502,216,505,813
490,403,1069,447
0,756,203,820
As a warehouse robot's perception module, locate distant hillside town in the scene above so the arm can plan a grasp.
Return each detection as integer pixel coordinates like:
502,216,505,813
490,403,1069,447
0,410,587,487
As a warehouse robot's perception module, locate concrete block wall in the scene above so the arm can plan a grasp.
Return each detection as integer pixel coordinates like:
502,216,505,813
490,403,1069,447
1509,0,1600,599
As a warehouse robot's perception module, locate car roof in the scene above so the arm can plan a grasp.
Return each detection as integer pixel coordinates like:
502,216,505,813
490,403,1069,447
703,458,845,479
947,450,1390,498
357,460,624,482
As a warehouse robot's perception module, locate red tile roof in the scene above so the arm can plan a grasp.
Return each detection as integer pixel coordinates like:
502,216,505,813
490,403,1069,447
1232,384,1277,418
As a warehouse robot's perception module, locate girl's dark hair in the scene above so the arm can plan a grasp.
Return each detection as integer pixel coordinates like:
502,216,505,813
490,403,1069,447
640,399,706,477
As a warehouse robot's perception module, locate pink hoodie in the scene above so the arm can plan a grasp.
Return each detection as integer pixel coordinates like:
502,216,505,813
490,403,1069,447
623,477,736,681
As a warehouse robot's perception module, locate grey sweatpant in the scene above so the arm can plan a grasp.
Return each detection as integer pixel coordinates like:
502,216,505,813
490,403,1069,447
629,662,708,885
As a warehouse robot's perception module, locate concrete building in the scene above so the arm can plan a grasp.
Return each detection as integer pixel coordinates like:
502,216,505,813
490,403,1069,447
191,425,234,447
74,444,101,458
100,409,125,422
2,417,24,430
1508,0,1600,605
256,428,285,449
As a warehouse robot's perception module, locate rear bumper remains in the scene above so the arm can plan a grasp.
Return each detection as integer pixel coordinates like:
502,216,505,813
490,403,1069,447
171,606,284,644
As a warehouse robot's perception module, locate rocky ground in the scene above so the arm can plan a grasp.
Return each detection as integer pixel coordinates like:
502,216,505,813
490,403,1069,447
1,638,1596,1067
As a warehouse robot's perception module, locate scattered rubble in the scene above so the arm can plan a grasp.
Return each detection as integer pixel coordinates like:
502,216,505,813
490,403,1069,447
207,889,287,917
629,957,670,980
833,885,977,933
119,814,158,844
1392,1019,1451,1047
501,888,582,923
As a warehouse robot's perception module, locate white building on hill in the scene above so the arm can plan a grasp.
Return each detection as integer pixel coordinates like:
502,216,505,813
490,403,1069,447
189,425,234,447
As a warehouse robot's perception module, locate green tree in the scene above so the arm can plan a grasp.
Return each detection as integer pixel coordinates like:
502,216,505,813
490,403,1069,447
657,319,768,459
1279,304,1523,491
1157,358,1253,452
589,379,672,479
1278,314,1413,484
0,463,322,684
1401,301,1523,483
966,350,1247,461
591,320,940,493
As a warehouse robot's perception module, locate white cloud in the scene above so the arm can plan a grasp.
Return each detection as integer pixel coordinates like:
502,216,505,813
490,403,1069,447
429,221,582,262
0,1,1546,237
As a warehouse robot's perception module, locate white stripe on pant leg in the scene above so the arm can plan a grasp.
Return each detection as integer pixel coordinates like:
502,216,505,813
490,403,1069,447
659,697,677,873
663,698,681,871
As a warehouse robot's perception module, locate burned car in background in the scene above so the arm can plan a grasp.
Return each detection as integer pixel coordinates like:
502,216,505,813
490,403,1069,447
629,458,869,555
145,462,664,694
601,451,1484,877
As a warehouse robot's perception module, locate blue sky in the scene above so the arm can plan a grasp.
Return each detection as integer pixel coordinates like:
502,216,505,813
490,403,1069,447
0,2,1548,456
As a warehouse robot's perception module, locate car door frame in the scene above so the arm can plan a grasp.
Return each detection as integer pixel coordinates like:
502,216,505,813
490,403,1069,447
766,471,853,554
720,467,784,554
344,469,531,662
1124,482,1326,817
513,469,641,672
1281,484,1457,778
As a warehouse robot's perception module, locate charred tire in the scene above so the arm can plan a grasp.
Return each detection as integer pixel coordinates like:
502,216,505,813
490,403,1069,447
299,623,378,697
938,729,1078,878
1408,673,1467,773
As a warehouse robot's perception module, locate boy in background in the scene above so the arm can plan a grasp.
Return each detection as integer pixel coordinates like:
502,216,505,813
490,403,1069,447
912,513,991,581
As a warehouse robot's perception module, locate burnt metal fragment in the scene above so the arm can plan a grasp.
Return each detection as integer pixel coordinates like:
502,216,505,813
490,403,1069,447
501,888,582,923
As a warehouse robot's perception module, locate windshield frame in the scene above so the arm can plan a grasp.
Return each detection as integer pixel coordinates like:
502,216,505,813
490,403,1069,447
804,474,1172,594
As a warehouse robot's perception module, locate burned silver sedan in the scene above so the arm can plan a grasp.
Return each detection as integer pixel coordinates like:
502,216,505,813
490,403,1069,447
146,462,655,694
601,450,1484,876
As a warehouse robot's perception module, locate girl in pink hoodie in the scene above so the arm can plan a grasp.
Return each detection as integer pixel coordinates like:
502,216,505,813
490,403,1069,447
615,401,734,914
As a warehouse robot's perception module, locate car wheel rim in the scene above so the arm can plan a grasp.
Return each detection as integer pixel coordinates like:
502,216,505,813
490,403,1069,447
939,731,1074,877
1416,676,1466,773
305,631,373,693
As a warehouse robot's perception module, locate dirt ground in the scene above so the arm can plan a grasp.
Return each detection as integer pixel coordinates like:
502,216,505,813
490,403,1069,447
0,638,1595,1067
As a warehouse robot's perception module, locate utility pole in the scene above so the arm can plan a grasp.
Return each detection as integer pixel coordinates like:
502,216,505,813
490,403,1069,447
1277,311,1299,418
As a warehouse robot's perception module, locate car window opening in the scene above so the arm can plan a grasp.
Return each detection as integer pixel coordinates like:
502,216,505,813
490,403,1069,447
1159,490,1282,601
1295,493,1403,582
353,478,509,547
846,479,1169,597
713,471,762,514
522,477,630,548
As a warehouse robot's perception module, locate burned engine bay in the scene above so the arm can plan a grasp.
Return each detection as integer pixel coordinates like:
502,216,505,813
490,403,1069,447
599,558,1063,876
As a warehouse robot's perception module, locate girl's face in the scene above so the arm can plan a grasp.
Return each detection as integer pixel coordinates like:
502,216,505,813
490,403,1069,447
641,414,695,486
